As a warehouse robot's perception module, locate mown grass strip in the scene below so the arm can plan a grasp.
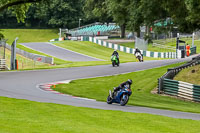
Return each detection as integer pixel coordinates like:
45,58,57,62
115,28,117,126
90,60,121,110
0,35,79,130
53,41,160,62
1,29,58,44
53,63,200,113
0,96,200,133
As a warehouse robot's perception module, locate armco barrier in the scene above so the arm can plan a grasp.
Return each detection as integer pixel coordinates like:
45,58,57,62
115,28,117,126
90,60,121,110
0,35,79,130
0,59,6,70
162,79,200,102
5,43,54,64
158,55,200,102
88,37,176,58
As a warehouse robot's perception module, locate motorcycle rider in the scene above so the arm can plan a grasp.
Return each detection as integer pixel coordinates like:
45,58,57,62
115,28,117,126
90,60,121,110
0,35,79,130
112,49,119,63
134,47,141,55
134,47,143,61
110,79,132,98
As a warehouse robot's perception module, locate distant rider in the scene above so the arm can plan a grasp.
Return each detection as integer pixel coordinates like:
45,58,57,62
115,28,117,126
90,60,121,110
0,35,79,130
134,47,143,61
134,47,141,55
112,50,119,63
110,79,132,98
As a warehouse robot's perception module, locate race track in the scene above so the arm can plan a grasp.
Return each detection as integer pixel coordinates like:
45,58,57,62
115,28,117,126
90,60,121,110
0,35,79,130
20,42,102,61
1,56,200,120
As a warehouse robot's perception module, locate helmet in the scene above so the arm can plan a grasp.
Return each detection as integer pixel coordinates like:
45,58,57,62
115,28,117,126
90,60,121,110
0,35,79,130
127,79,132,84
114,49,117,51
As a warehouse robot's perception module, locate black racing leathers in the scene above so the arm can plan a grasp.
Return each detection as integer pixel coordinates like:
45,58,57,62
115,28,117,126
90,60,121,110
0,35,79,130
114,81,131,92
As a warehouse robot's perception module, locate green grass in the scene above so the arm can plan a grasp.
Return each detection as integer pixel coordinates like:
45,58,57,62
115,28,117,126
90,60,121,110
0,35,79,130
174,64,200,85
53,63,200,113
4,49,50,69
1,29,58,44
0,96,200,133
53,41,159,63
1,29,70,65
119,42,175,52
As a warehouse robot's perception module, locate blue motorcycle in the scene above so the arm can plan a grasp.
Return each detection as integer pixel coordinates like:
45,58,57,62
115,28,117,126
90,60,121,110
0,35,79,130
107,85,132,106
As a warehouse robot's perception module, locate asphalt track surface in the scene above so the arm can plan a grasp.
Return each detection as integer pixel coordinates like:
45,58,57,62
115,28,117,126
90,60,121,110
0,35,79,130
1,55,200,120
20,42,102,61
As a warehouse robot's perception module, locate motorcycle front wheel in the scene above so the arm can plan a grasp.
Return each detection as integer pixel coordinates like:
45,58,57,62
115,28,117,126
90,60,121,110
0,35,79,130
112,61,115,67
120,94,129,106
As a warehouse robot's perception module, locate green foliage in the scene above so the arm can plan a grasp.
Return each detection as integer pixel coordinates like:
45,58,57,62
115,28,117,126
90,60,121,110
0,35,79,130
0,0,46,23
144,34,152,43
106,0,130,38
185,0,200,29
2,0,200,36
84,0,111,23
0,31,4,39
127,0,143,36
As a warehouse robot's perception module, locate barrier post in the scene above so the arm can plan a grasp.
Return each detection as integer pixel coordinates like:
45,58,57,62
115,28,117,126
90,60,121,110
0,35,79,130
10,37,18,70
158,78,163,94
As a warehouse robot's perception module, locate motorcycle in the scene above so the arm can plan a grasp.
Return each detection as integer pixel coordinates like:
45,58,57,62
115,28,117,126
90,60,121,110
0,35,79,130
135,52,143,62
107,85,132,106
111,55,119,67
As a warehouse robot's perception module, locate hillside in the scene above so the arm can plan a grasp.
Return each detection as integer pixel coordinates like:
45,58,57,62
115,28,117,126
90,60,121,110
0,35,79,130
174,64,200,85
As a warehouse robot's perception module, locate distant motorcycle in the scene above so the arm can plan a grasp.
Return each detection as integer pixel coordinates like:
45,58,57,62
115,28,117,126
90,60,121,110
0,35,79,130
107,85,132,106
135,52,143,62
111,55,119,67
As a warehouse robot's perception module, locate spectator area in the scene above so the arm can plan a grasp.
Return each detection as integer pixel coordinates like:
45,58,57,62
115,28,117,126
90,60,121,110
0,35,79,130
69,23,120,36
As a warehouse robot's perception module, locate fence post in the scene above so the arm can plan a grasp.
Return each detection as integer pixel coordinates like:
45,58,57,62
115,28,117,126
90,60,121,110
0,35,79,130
10,37,18,70
158,78,163,94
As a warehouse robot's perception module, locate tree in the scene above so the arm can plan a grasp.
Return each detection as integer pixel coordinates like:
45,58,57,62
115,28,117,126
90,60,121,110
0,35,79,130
184,0,200,31
0,0,46,22
128,0,143,37
84,0,111,23
106,0,131,38
0,0,46,39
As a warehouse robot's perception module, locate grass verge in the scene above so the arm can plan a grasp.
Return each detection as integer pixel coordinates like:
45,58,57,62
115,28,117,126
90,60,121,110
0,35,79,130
174,64,200,85
119,42,175,52
1,29,58,44
52,41,160,63
0,96,200,133
53,63,200,113
4,49,50,69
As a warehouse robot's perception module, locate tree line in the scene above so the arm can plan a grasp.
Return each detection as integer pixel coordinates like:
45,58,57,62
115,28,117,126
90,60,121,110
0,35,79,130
0,0,200,38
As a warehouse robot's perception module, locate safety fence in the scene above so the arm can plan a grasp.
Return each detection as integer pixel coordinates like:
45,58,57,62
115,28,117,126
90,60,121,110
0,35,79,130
190,46,197,55
88,37,176,58
4,43,53,64
152,43,176,51
158,55,200,102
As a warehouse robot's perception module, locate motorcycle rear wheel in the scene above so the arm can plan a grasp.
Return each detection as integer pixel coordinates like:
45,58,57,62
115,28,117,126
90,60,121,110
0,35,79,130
107,95,113,104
